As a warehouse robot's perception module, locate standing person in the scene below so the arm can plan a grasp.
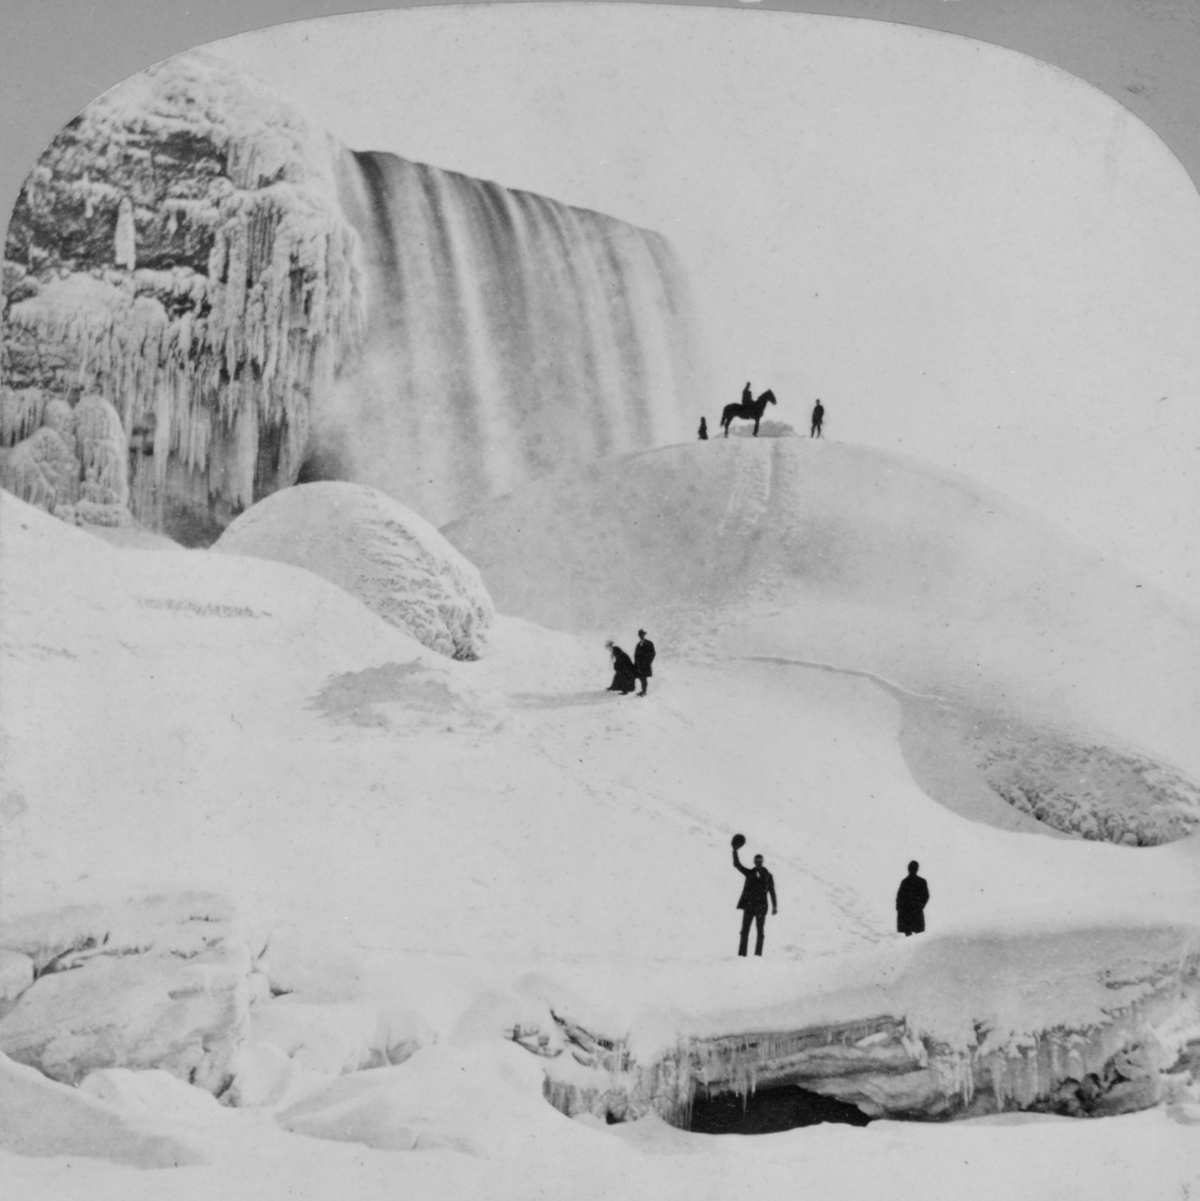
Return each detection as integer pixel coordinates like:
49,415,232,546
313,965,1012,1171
810,399,825,438
698,416,708,441
731,835,778,957
895,861,929,936
633,628,656,696
605,640,637,694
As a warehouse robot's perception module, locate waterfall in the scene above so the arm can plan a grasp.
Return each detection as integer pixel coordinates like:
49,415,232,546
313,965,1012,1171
312,151,699,525
2,51,700,539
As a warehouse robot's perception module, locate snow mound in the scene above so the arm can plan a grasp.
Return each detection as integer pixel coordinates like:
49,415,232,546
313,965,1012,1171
215,481,494,659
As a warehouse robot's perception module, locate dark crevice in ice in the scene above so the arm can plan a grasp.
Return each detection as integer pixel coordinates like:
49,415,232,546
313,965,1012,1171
688,1084,873,1134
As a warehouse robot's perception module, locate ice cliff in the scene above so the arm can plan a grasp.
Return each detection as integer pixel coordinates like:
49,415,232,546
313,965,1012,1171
536,925,1200,1125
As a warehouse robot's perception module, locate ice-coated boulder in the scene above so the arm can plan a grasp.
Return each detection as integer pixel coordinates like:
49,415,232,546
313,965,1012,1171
0,894,251,1093
215,481,494,659
0,1051,204,1166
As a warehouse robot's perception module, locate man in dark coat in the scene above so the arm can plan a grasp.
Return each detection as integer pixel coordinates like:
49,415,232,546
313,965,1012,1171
698,416,708,441
810,399,825,438
732,838,778,956
633,629,656,696
605,640,637,694
895,861,930,936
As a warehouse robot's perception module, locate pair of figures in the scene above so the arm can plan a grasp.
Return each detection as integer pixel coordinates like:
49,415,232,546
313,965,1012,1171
606,629,656,696
730,840,930,956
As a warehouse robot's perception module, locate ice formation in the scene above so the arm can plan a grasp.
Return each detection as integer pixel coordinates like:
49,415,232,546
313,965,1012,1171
539,925,1200,1125
0,894,251,1094
214,481,494,659
3,52,366,542
3,50,699,539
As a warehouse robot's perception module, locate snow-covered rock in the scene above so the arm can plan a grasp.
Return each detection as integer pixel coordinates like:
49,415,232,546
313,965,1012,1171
0,894,251,1093
0,1051,203,1166
215,481,494,659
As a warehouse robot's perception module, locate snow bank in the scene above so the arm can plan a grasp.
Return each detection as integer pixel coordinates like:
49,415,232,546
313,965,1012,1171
276,1041,572,1157
0,1052,203,1167
214,481,493,658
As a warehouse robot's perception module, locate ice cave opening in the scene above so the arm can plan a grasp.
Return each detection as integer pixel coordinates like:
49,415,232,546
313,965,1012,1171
686,1084,874,1135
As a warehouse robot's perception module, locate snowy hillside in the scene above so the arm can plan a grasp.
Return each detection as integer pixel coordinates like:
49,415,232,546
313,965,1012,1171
1,485,1199,1198
445,437,1200,845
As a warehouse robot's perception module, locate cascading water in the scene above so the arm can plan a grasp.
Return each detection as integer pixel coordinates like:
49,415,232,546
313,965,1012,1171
312,151,699,525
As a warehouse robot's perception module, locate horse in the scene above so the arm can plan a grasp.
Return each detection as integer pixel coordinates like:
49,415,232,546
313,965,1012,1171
720,389,777,437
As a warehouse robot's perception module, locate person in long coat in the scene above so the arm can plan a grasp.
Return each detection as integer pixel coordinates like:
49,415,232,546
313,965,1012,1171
732,837,778,956
810,399,825,438
895,861,930,935
605,640,637,694
633,628,656,696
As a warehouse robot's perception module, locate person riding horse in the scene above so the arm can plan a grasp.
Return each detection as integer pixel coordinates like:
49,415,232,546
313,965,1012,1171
721,388,777,437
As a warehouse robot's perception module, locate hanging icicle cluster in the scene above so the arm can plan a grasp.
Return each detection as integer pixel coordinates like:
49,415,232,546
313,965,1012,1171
2,50,364,539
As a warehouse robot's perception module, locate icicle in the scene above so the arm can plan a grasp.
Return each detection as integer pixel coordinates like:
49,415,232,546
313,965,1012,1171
0,387,46,447
114,196,137,270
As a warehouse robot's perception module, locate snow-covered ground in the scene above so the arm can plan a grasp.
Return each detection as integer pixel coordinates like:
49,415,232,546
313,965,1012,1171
2,441,1199,1197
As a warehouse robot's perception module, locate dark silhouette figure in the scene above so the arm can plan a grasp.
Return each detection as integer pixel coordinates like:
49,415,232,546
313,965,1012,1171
741,382,753,407
605,640,637,694
721,389,777,438
732,838,777,956
810,399,825,438
896,861,929,936
633,629,656,696
698,416,708,441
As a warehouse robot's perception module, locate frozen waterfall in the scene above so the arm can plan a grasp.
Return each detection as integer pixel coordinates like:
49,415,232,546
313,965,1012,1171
312,150,699,524
2,52,700,540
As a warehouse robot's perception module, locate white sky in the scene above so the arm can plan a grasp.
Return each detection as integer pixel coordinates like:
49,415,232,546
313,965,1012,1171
215,5,1200,607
